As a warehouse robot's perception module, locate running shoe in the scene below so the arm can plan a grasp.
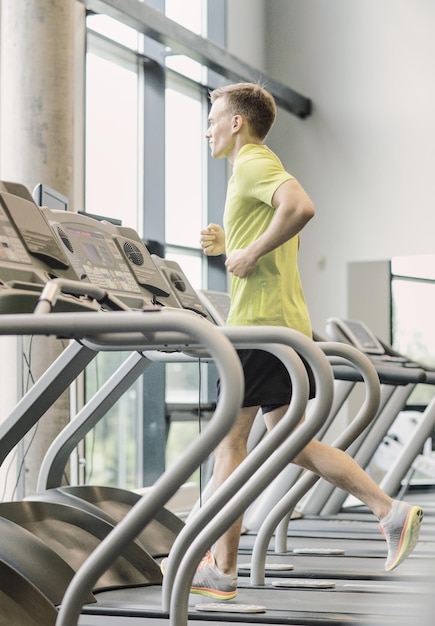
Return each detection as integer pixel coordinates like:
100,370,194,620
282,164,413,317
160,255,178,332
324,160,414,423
160,551,238,600
379,499,424,571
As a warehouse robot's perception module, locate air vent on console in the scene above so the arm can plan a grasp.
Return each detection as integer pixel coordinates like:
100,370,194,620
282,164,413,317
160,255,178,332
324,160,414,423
57,226,74,253
170,271,186,292
123,241,144,266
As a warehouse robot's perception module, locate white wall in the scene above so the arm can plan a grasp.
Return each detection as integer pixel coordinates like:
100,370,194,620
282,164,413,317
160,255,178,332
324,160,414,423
227,0,266,71
230,0,435,334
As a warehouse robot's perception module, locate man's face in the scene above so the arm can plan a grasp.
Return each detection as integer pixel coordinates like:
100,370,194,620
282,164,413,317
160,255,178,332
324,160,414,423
205,97,235,159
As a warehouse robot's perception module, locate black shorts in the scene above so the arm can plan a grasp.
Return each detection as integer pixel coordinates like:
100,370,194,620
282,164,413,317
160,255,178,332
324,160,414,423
218,348,316,413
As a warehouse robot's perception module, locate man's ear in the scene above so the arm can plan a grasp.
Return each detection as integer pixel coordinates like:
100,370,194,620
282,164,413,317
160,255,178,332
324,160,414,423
232,114,243,132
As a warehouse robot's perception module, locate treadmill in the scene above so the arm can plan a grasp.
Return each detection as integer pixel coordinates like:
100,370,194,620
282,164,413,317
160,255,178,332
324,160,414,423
0,182,433,626
54,320,433,623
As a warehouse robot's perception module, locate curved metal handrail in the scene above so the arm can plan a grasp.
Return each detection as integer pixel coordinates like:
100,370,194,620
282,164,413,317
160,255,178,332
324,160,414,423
379,369,435,495
168,327,335,626
160,340,310,612
37,351,152,491
53,310,244,626
319,363,425,516
249,342,381,585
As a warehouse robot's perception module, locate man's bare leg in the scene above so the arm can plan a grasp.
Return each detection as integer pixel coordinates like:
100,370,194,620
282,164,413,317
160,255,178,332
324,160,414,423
210,402,391,575
263,405,393,519
190,402,422,586
212,405,259,574
263,405,423,572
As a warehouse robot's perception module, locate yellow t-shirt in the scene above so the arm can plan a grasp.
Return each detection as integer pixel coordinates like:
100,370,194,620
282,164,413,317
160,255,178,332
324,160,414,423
224,143,312,337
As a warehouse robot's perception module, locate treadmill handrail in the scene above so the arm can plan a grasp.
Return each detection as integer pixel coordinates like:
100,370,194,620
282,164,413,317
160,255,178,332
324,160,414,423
54,309,244,626
0,340,97,466
0,308,233,464
273,342,382,549
379,390,435,495
320,383,416,516
302,345,427,517
249,341,381,584
161,339,311,611
168,329,335,624
37,351,153,491
332,360,426,385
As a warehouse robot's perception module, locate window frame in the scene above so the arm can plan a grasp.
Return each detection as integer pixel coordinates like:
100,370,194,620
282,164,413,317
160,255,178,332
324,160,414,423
80,3,228,489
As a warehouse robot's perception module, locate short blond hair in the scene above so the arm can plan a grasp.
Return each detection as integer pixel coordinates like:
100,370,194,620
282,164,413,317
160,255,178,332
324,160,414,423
209,82,276,140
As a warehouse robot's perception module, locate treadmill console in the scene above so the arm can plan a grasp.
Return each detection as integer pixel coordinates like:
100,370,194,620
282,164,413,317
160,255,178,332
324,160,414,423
0,192,69,270
151,255,216,324
326,317,412,366
43,209,170,309
0,180,170,312
326,317,385,355
0,185,100,313
197,289,231,326
0,180,230,321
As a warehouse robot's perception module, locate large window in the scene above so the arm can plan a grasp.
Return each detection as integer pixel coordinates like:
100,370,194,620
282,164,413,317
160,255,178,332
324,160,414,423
85,23,140,228
165,81,204,249
164,77,209,414
83,352,141,487
165,0,206,82
82,23,143,489
391,256,435,408
164,2,212,485
81,2,223,490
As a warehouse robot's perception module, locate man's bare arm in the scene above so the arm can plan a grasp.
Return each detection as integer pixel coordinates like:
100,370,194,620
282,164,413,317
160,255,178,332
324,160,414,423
225,178,314,278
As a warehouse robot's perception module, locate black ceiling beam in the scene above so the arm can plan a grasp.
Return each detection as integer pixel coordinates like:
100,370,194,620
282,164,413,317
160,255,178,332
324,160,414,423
81,0,311,118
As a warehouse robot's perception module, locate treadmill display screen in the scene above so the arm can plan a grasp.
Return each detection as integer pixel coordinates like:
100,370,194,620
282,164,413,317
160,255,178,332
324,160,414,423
63,225,141,293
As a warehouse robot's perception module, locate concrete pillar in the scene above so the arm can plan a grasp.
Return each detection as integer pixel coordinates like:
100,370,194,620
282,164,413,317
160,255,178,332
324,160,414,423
0,0,81,496
0,0,76,196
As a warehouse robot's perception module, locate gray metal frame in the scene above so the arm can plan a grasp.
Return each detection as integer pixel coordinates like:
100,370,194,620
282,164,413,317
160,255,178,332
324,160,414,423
37,352,153,491
52,325,334,626
0,341,97,467
164,333,334,622
249,344,381,581
311,370,426,517
0,306,244,626
379,370,435,495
